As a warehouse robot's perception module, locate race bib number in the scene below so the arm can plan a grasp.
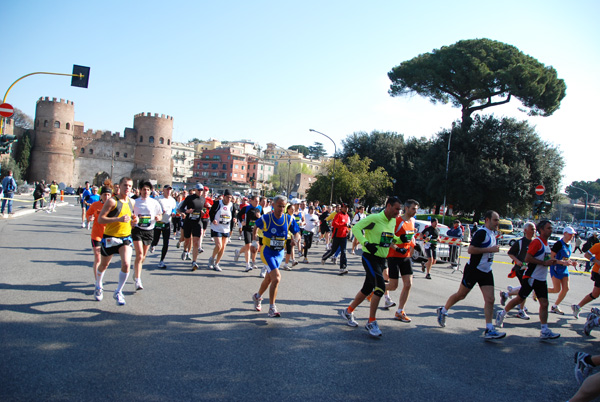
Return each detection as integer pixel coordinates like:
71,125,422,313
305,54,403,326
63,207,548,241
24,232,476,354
104,237,124,248
302,230,312,235
380,232,394,247
190,212,201,220
268,236,286,251
138,215,152,228
248,220,255,227
219,215,231,225
155,221,166,229
404,231,414,241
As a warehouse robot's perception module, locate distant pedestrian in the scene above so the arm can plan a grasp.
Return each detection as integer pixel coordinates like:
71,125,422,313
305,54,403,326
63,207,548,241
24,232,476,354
1,170,17,216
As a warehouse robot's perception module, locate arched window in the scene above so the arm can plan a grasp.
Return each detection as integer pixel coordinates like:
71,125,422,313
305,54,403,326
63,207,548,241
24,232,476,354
159,137,164,144
167,139,170,145
149,136,155,143
139,136,143,142
89,149,94,155
44,120,48,127
124,153,128,158
66,123,71,130
54,121,60,128
80,148,85,153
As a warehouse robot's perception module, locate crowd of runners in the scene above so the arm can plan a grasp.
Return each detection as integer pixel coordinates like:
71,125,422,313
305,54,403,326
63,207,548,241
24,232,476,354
75,177,600,400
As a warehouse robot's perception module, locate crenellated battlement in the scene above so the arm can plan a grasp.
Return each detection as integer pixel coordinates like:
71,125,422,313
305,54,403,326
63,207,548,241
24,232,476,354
37,96,74,106
78,128,136,144
134,112,173,120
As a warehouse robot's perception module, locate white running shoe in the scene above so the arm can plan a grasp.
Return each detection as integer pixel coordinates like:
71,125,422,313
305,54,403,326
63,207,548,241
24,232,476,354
572,304,582,319
134,278,144,291
384,297,396,309
113,292,126,306
234,249,241,262
282,263,292,271
291,260,299,267
260,267,267,278
150,246,155,253
365,320,382,337
181,250,186,260
208,256,214,269
540,329,560,340
339,267,349,275
244,263,253,272
252,293,263,311
94,287,103,301
484,327,506,340
213,263,222,272
158,260,166,269
81,222,86,228
496,310,507,328
340,309,358,327
268,305,281,318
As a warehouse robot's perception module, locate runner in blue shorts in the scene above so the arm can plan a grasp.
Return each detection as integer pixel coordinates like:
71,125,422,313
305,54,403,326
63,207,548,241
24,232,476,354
251,195,300,318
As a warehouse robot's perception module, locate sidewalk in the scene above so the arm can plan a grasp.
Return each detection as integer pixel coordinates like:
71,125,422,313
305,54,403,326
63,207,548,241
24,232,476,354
0,192,76,219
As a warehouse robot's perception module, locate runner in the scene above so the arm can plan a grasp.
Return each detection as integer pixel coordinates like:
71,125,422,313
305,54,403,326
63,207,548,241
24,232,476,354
96,177,138,306
302,206,319,263
321,202,350,275
131,181,163,290
208,189,236,271
386,199,419,322
251,195,301,317
421,218,440,279
500,221,536,320
495,220,560,340
80,181,91,228
350,206,366,254
151,185,177,269
548,226,578,315
340,196,402,337
437,211,506,340
86,185,113,300
234,195,262,272
318,205,331,246
571,352,600,401
572,236,600,318
282,204,297,271
48,180,59,213
199,186,213,252
179,184,208,271
83,186,100,227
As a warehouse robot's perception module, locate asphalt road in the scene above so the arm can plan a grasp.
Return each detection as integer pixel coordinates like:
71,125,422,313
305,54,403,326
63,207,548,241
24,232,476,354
0,204,595,401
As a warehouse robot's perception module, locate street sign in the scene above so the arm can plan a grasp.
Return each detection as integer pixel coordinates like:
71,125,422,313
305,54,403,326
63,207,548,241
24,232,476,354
535,184,545,196
0,103,14,118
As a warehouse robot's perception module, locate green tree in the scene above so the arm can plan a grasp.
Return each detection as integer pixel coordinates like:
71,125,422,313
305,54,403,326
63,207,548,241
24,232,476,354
308,142,327,159
306,155,392,207
14,131,32,180
271,161,311,195
425,115,564,221
388,38,567,130
288,145,310,157
566,179,600,204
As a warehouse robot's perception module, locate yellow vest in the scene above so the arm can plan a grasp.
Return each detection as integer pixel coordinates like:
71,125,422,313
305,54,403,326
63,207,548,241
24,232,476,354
104,197,133,237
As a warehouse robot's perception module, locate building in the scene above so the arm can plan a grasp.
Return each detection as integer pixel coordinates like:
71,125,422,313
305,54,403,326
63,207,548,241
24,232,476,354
263,142,325,175
192,146,249,186
291,172,316,199
247,155,275,192
171,141,195,185
29,96,173,187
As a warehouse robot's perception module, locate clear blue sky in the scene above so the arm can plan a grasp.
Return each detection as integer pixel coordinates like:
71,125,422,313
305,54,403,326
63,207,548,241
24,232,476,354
3,0,599,189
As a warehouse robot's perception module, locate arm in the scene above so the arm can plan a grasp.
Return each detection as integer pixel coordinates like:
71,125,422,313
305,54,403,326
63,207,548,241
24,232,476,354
525,252,557,266
97,198,128,225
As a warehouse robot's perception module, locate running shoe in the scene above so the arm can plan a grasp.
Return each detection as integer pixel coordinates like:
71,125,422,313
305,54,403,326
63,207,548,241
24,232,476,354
158,260,167,269
339,267,349,275
436,307,447,327
574,352,593,385
540,329,560,340
350,250,355,255
291,260,299,267
213,263,222,272
321,258,326,265
500,291,508,307
191,262,199,272
484,328,506,340
340,309,358,327
281,263,292,271
81,222,86,228
516,310,530,320
113,292,126,306
260,267,267,278
507,285,514,292
384,297,396,309
303,257,309,264
551,305,564,315
572,304,582,319
181,250,186,260
134,278,144,291
208,256,214,270
395,310,412,322
584,313,598,336
252,262,258,270
332,257,337,265
234,249,241,262
150,246,155,253
495,310,506,328
244,263,253,272
185,252,192,261
425,274,431,279
268,305,281,318
365,320,382,337
176,241,180,248
94,287,103,301
252,293,262,311
199,248,204,253
591,307,600,316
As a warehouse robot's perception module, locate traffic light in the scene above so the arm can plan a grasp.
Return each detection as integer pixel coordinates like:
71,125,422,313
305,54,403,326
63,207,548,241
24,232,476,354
539,201,552,214
0,135,17,154
533,199,542,214
71,65,90,88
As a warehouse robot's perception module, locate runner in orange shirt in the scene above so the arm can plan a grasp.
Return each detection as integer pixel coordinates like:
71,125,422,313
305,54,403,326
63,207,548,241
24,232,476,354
572,241,600,319
86,185,113,301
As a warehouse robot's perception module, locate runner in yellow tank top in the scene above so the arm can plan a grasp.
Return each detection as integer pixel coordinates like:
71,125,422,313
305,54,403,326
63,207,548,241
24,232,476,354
95,177,139,306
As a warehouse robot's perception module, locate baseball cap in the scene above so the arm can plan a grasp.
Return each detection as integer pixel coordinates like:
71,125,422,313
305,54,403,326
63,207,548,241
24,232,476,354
195,183,204,190
100,186,112,194
163,184,172,189
223,189,232,196
204,186,209,191
563,226,576,235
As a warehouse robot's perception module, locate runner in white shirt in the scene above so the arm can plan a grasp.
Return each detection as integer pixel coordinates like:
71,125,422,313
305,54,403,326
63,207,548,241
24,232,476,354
302,206,320,263
207,189,236,271
131,181,163,290
350,206,366,254
151,185,177,269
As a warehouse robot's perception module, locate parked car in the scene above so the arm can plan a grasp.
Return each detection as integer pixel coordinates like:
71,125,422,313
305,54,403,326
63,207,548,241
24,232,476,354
64,187,76,195
548,234,561,248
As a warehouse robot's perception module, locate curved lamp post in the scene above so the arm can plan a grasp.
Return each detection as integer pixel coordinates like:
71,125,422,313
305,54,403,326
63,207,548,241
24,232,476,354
309,129,336,205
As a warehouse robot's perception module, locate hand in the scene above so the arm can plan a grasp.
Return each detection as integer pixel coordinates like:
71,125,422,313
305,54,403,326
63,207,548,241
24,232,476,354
400,234,409,243
364,242,378,255
398,247,408,254
212,220,218,225
121,214,131,223
490,245,500,253
545,258,558,266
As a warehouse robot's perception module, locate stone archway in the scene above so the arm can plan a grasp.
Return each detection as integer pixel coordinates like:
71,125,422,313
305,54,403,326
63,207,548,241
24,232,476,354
94,171,110,187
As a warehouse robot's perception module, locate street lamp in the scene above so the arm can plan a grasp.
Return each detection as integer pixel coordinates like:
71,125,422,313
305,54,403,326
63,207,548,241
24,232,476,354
280,147,292,196
570,185,589,223
441,130,452,226
309,129,336,206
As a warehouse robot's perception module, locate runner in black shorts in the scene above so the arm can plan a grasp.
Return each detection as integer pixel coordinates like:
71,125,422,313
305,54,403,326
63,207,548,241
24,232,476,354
179,183,208,271
233,196,262,272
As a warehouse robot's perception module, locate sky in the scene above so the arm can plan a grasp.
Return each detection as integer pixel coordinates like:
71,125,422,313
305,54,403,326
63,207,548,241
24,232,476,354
3,0,599,190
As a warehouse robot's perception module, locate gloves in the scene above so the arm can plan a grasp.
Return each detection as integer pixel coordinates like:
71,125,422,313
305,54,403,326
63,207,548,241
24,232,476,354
399,234,409,243
398,247,408,254
364,242,378,255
